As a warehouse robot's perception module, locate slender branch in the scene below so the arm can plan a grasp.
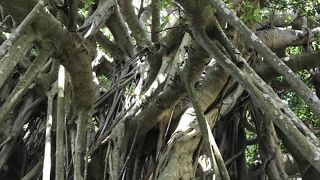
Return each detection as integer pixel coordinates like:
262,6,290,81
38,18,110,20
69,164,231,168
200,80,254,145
88,102,135,156
80,0,116,38
182,37,230,180
142,19,187,91
209,125,231,180
0,136,12,149
225,148,245,166
256,51,320,80
185,86,220,179
74,110,89,180
68,0,78,31
43,87,56,180
96,32,122,59
84,126,91,180
137,0,145,19
106,6,136,58
151,0,160,42
55,65,65,180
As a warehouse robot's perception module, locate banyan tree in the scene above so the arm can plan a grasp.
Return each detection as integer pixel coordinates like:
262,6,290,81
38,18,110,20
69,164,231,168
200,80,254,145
0,0,320,179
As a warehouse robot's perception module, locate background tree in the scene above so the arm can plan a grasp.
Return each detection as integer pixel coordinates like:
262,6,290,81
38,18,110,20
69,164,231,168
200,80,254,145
0,0,320,179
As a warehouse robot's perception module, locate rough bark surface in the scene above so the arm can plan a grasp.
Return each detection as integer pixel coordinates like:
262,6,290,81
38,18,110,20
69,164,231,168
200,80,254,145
1,0,320,179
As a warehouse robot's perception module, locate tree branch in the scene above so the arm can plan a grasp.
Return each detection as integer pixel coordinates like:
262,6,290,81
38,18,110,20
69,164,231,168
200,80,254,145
106,6,136,58
151,0,160,42
256,28,320,50
80,0,116,38
68,0,78,31
255,51,320,80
